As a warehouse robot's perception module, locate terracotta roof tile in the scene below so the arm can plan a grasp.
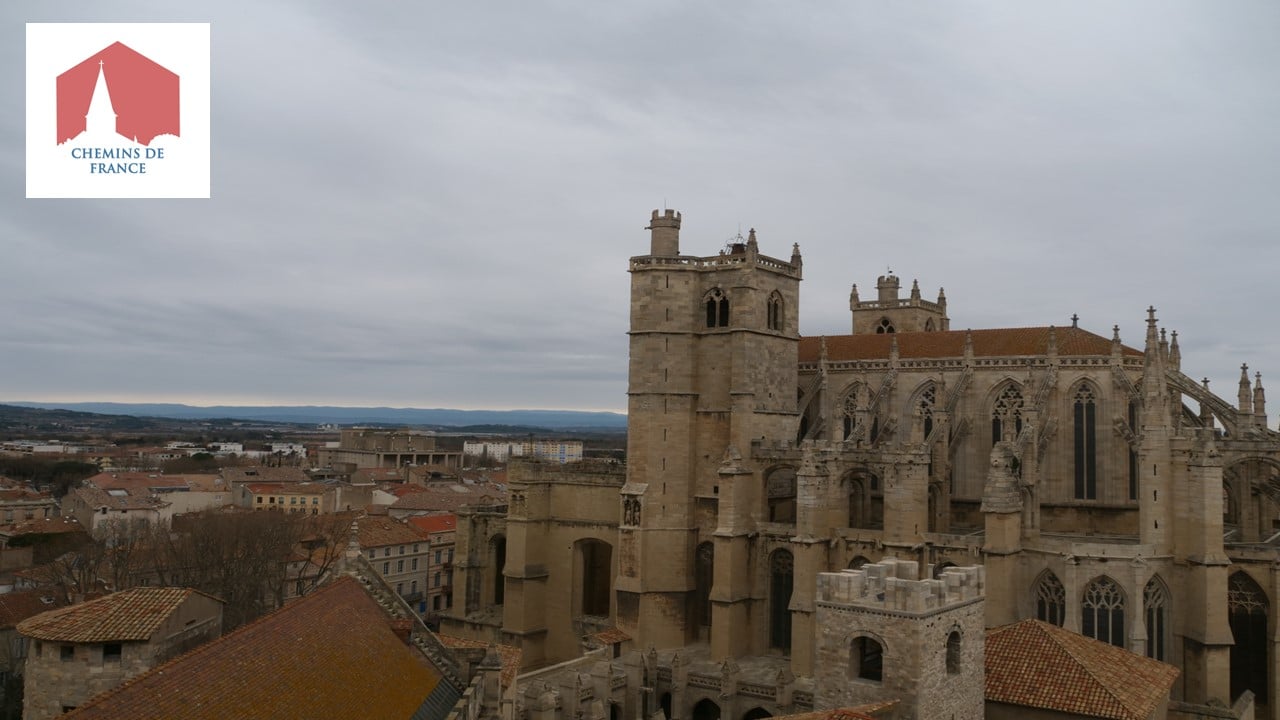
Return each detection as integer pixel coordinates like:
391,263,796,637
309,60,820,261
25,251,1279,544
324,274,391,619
440,635,522,688
390,485,506,512
63,577,448,720
357,515,430,548
18,587,216,643
0,588,63,629
592,627,631,645
985,619,1179,720
408,514,457,535
798,326,1141,364
0,516,86,537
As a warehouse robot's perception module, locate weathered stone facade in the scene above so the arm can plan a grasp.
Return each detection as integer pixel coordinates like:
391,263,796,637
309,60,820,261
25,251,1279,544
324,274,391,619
445,209,1280,720
814,559,984,720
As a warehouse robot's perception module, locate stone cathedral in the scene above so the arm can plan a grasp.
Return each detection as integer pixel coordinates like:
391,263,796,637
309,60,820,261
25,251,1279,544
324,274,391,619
444,210,1280,720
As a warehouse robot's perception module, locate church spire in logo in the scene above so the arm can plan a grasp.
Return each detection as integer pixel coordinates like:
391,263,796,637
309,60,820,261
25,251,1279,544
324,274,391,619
84,59,118,137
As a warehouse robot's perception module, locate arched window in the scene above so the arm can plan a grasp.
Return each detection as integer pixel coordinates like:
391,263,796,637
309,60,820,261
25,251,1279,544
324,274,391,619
769,550,794,651
742,708,772,720
579,539,612,617
705,289,729,328
767,292,784,332
915,383,937,441
1082,576,1126,648
1035,571,1065,626
1074,384,1098,500
1144,576,1169,662
765,467,797,524
924,318,936,332
945,631,961,675
841,385,863,441
848,555,870,570
694,542,714,629
876,318,895,334
991,384,1024,444
849,636,883,682
692,699,721,720
1229,571,1269,704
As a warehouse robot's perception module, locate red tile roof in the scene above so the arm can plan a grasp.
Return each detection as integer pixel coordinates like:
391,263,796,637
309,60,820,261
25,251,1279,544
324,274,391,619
440,634,522,688
0,589,63,629
390,484,506,512
798,326,1141,364
408,514,457,535
64,577,447,720
18,587,218,643
985,619,1179,720
0,516,87,537
357,515,430,548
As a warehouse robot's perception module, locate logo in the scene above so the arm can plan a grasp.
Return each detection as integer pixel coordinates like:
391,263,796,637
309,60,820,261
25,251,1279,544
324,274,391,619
27,24,210,198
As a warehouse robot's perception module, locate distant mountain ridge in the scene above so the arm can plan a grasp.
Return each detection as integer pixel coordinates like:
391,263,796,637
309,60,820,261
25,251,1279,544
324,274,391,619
4,402,627,430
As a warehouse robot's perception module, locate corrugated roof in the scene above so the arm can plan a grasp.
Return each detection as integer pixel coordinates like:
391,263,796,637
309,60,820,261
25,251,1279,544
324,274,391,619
18,587,216,643
63,577,449,720
985,619,1179,720
798,326,1141,364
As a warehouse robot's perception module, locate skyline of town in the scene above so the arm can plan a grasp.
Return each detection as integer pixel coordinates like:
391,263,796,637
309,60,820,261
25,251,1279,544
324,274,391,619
3,2,1279,413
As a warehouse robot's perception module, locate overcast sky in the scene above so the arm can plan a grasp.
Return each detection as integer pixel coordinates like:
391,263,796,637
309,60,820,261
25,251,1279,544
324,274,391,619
3,2,1279,413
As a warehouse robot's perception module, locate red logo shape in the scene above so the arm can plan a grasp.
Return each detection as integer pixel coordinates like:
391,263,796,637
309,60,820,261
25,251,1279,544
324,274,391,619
56,41,179,146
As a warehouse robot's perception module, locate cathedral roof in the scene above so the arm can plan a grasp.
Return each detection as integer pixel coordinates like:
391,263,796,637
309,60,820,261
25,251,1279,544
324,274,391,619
985,619,1178,720
798,326,1141,363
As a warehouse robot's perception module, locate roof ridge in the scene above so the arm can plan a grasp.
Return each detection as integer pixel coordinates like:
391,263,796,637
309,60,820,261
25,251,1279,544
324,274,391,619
61,577,364,718
1033,620,1141,720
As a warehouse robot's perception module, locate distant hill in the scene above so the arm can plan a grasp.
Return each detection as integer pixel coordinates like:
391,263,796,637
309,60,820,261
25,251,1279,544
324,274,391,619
3,402,628,430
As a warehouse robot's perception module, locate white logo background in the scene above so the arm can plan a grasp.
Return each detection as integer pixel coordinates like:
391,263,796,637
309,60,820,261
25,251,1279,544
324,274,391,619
26,23,210,199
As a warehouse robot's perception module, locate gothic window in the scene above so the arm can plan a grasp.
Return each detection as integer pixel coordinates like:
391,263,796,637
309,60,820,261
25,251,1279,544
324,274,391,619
916,383,937,440
491,535,506,606
767,292,784,331
1144,576,1169,662
1229,571,1269,704
705,289,729,328
1035,571,1065,626
1074,385,1098,500
842,386,862,440
924,318,935,332
1082,576,1126,648
876,318,895,334
945,631,961,675
848,478,866,529
694,543,714,629
769,550,794,651
849,636,883,682
579,539,613,617
848,556,870,570
991,383,1024,444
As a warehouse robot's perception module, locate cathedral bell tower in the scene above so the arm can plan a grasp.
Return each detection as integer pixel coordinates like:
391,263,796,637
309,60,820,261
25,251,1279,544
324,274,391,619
618,210,802,649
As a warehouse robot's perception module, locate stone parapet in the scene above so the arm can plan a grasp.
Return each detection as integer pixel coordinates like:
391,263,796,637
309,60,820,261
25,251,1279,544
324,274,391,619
817,559,984,614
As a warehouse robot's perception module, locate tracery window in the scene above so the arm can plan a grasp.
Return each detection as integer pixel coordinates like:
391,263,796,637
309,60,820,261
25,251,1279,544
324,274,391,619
767,292,784,331
705,289,729,328
1074,385,1098,500
842,386,862,441
1082,576,1125,648
1144,577,1169,662
1229,571,1269,703
1034,571,1065,626
876,318,895,334
991,384,1024,444
917,383,937,440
